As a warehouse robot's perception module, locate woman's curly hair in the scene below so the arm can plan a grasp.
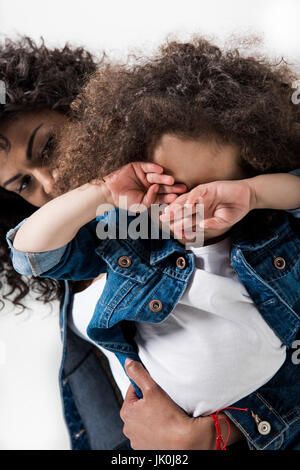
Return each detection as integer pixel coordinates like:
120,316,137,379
53,37,300,195
0,37,98,309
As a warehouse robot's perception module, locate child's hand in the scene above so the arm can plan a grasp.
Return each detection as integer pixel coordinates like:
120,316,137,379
160,179,254,240
101,162,186,210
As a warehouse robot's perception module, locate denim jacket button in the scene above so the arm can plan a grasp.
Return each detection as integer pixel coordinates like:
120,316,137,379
118,256,132,268
257,421,271,435
149,299,162,312
273,257,286,270
176,256,186,270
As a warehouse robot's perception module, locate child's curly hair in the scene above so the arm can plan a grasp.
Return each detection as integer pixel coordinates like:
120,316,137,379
53,37,300,194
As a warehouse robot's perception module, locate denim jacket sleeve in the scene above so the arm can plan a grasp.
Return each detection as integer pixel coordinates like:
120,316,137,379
6,218,106,280
287,169,300,218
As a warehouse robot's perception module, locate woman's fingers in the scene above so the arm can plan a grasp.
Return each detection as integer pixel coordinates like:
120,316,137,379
124,358,161,397
123,383,139,405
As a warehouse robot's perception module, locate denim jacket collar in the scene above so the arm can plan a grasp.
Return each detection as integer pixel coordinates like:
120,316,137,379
98,208,189,266
149,237,187,265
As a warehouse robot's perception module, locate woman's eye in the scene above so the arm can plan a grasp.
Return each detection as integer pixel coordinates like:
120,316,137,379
40,136,55,162
17,175,32,193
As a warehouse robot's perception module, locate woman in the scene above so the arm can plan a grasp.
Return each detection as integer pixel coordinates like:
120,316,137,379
0,37,244,450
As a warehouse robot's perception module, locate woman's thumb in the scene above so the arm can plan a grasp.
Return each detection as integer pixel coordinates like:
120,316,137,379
125,358,157,394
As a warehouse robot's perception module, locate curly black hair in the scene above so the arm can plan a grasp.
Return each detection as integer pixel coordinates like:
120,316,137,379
53,37,300,195
0,37,98,310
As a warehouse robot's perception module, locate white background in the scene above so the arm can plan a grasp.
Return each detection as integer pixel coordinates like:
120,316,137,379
0,0,299,450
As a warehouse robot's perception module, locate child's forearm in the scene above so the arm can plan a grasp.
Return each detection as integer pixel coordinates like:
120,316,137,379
248,173,300,210
13,182,111,252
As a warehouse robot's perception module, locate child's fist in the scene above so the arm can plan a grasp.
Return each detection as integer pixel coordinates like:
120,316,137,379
100,162,186,210
160,179,254,241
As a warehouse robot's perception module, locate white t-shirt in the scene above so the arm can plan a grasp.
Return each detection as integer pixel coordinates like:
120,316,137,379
69,277,131,399
70,236,286,416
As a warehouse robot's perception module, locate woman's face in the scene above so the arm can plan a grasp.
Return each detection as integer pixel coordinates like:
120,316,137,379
0,110,67,207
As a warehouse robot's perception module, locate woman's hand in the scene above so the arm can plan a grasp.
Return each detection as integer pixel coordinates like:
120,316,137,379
120,359,243,450
160,179,254,242
102,162,186,210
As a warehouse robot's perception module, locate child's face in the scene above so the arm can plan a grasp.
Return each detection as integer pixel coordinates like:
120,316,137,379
152,134,247,189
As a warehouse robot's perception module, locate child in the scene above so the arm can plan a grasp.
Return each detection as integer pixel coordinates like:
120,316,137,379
7,159,300,411
6,38,300,447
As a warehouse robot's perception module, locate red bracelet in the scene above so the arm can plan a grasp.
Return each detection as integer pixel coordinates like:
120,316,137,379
210,407,248,450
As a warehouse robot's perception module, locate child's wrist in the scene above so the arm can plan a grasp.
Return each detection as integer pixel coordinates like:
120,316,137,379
74,181,115,224
246,177,259,211
100,179,114,207
86,180,114,207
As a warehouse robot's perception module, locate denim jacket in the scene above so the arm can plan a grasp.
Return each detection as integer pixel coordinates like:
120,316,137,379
57,281,130,450
6,205,300,450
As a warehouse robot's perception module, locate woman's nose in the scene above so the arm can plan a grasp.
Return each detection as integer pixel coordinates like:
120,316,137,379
31,168,55,194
